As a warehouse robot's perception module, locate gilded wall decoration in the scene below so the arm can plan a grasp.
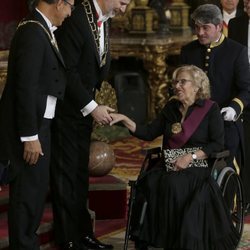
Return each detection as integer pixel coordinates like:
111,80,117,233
92,81,118,142
0,50,8,97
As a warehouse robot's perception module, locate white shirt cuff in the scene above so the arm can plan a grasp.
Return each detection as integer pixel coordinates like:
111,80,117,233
43,95,57,119
20,135,38,142
81,100,98,117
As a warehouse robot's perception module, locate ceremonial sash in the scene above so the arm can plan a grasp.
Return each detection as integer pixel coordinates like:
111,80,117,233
223,21,228,37
167,99,214,149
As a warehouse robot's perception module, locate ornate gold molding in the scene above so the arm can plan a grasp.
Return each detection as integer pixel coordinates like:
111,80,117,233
0,50,8,97
110,33,192,118
92,81,118,142
95,81,117,110
142,43,170,116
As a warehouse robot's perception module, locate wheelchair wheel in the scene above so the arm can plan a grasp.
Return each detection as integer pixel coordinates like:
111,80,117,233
216,167,244,244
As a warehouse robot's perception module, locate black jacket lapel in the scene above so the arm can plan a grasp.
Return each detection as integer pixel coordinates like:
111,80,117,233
83,0,102,65
31,10,66,67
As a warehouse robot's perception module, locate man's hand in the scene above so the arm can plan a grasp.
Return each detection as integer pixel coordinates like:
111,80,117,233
23,140,43,165
220,107,237,121
91,105,115,125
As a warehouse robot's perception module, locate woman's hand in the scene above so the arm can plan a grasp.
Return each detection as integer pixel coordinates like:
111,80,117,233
171,150,207,171
171,153,193,171
91,105,115,125
110,113,136,133
109,113,125,125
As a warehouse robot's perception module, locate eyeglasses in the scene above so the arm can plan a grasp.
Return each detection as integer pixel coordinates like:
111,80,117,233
64,0,75,11
172,79,192,87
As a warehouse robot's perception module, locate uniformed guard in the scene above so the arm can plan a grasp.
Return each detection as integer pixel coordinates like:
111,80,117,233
180,4,250,179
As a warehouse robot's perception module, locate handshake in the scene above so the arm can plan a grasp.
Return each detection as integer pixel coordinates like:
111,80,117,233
91,105,237,129
220,107,237,122
91,105,125,126
91,105,136,132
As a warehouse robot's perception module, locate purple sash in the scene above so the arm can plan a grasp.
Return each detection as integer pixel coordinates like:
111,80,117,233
167,99,214,149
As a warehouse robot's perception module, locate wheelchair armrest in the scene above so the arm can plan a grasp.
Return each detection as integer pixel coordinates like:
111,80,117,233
138,147,162,175
210,150,230,180
210,150,230,159
141,147,161,155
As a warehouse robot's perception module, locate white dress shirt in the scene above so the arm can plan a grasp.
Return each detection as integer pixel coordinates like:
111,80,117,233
223,9,237,25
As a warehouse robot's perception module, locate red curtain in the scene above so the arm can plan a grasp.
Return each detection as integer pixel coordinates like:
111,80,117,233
0,0,28,50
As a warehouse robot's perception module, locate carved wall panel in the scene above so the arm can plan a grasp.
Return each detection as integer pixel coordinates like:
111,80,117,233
0,50,8,97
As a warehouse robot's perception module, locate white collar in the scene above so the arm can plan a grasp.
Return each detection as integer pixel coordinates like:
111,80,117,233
36,8,57,33
93,0,111,22
223,9,237,24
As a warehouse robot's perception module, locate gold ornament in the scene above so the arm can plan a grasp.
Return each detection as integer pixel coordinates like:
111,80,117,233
171,122,182,134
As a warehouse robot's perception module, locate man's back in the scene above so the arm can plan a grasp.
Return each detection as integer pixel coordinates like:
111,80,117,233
228,13,249,46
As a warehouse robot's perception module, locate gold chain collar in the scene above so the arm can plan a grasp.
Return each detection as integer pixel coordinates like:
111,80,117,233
17,20,59,52
82,0,108,67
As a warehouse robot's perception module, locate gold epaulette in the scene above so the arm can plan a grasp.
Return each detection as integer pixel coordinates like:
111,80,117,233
232,97,244,120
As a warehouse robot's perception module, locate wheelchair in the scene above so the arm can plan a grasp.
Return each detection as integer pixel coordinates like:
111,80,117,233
124,147,245,250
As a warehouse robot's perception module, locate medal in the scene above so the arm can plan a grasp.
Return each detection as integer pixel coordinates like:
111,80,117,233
171,122,182,134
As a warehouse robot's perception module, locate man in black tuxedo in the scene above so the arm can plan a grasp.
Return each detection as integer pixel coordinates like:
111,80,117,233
0,0,73,249
180,4,250,176
228,0,250,212
51,0,130,249
220,0,244,36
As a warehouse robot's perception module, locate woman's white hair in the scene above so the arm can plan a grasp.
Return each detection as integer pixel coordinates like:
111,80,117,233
172,65,211,99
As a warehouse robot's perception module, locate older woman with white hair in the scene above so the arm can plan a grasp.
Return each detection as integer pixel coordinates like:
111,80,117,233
110,65,239,250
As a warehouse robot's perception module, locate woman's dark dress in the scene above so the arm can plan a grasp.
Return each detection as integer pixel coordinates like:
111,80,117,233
130,99,239,250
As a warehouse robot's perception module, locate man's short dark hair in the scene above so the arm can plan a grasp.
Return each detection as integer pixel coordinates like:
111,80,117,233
191,4,223,25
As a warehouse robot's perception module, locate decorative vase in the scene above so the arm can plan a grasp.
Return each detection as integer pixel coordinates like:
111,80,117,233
88,141,115,177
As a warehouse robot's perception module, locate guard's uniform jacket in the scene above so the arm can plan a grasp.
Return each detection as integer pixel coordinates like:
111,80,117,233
180,34,250,169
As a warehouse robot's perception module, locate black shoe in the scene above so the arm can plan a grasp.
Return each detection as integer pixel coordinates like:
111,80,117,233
61,241,87,250
61,242,74,249
134,239,148,250
81,235,113,249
